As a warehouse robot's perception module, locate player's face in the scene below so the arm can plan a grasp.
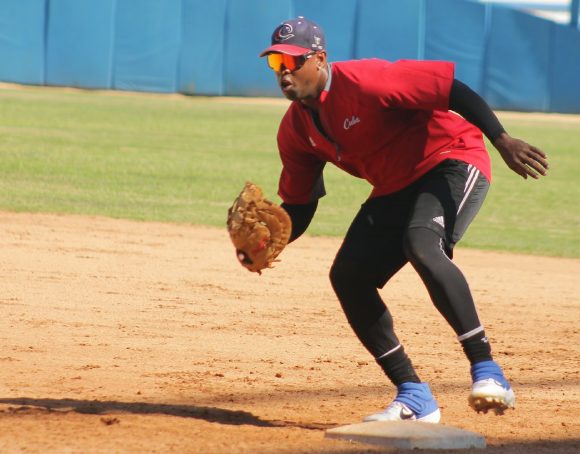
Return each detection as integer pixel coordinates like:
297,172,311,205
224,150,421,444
269,52,326,102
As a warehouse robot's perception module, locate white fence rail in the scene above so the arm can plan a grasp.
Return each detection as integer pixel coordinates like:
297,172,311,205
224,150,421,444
474,0,579,25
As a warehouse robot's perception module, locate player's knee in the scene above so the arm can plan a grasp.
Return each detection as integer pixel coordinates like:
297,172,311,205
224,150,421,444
329,257,383,329
329,257,351,291
403,227,442,267
329,257,368,294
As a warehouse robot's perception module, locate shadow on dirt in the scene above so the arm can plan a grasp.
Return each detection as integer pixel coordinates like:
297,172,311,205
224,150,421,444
386,439,580,454
0,399,578,452
0,397,331,430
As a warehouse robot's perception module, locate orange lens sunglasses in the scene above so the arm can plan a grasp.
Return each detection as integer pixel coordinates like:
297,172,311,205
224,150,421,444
267,52,315,72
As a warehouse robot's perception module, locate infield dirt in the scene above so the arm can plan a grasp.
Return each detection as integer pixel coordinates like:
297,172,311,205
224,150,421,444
0,211,578,453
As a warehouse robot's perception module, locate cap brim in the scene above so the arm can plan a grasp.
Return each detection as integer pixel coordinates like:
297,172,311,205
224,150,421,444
258,44,312,57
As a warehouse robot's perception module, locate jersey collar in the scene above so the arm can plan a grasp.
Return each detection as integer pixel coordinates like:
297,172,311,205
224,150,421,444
324,63,332,90
319,63,332,103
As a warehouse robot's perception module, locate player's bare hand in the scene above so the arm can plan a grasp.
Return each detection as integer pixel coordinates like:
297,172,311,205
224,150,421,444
493,133,549,179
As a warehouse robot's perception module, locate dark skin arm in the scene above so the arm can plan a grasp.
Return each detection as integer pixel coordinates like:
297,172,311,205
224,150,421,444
449,79,549,179
492,132,549,179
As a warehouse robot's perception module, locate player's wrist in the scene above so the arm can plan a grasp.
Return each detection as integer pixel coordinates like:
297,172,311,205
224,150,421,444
492,131,510,149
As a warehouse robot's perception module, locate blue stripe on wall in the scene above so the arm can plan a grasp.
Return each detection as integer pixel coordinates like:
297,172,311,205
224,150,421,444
355,0,423,60
46,0,116,89
485,6,551,111
0,0,46,84
425,0,487,94
113,0,181,93
179,0,228,95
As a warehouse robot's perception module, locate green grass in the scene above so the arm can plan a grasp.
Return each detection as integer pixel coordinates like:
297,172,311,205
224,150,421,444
0,86,578,257
461,114,580,257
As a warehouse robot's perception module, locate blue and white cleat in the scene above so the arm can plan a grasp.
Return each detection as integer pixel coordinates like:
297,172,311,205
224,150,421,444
364,382,441,423
469,360,515,415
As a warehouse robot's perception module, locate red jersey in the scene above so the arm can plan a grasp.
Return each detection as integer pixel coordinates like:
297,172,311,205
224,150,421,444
277,59,491,204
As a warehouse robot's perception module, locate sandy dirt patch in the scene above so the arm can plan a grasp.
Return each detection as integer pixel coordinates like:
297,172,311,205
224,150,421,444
0,211,578,453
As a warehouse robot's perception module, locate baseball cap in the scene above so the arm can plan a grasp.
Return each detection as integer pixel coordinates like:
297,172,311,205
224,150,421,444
259,16,326,57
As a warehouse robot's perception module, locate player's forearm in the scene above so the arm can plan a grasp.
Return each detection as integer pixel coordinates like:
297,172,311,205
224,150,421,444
448,79,505,143
281,201,318,243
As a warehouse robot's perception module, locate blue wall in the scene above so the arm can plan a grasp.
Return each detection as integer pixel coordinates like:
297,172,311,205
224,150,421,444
1,0,579,112
45,0,116,89
0,0,46,84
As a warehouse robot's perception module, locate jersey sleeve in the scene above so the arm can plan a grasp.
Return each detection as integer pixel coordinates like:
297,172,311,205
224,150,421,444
364,59,455,111
277,111,326,205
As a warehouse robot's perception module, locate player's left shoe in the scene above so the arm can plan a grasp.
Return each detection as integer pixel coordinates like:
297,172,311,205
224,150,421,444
364,382,441,423
469,360,515,415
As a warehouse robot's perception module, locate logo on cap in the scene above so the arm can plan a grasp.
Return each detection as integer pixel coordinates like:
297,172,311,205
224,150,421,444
276,24,295,42
313,35,322,49
259,16,325,57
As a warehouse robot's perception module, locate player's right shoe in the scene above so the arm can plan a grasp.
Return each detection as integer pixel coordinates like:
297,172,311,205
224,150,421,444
364,382,441,423
469,360,515,415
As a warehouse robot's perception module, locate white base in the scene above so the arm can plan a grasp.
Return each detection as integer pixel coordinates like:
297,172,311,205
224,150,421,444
326,420,486,450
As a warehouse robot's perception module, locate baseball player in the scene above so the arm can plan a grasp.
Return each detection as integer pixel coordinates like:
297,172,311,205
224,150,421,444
258,17,548,422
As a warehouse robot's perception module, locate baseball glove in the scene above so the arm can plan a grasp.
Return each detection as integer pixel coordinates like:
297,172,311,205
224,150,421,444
227,182,292,274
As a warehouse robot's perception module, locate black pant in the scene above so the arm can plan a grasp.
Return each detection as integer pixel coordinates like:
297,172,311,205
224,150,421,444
329,160,489,360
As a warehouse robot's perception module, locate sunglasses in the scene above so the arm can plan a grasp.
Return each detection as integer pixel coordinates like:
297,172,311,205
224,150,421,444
266,52,315,72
